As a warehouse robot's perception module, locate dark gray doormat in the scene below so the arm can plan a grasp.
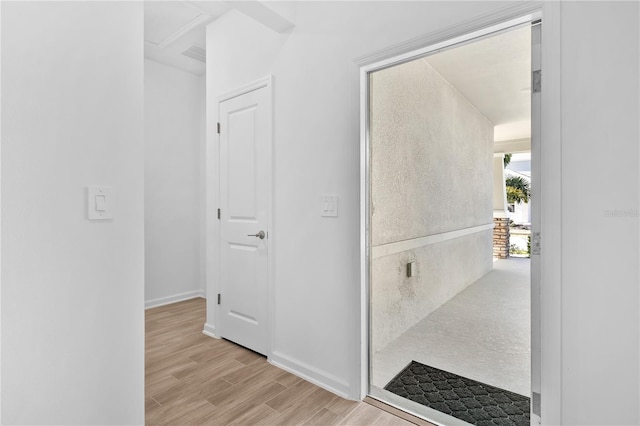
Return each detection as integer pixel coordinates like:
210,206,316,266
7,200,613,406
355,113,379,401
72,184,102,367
384,361,530,426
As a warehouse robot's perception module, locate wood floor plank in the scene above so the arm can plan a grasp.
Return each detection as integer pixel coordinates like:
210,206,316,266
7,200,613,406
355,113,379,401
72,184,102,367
145,396,160,412
271,386,338,424
210,381,288,424
171,356,245,381
188,340,242,364
325,397,361,418
153,398,217,426
302,407,344,425
145,354,197,379
207,365,285,408
233,347,264,365
156,376,233,408
145,297,419,426
220,356,271,384
145,374,180,397
264,376,319,413
228,403,282,426
339,404,388,425
273,369,304,388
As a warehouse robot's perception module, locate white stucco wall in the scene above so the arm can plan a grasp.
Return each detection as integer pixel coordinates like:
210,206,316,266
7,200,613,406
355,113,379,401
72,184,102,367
144,59,206,307
369,57,494,352
370,59,494,245
371,231,493,352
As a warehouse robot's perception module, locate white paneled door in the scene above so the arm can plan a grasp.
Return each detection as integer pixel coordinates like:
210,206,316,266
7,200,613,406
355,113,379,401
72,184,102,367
219,80,271,356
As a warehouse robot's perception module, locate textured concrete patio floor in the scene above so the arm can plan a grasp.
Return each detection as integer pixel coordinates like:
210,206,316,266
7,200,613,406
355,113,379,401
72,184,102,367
372,257,531,397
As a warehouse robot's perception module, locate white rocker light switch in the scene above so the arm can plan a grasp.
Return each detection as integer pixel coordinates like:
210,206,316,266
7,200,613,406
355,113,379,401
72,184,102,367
88,186,113,220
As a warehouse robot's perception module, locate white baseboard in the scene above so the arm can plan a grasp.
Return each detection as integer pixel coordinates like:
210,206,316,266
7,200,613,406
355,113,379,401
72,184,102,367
145,289,205,309
202,323,218,339
269,350,352,399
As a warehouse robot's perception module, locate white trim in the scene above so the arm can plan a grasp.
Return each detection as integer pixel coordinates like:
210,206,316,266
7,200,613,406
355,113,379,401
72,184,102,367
529,19,543,424
202,323,219,339
371,224,494,260
215,76,275,358
218,76,272,103
267,77,277,360
358,6,563,425
354,2,542,68
358,54,370,401
494,138,532,154
539,3,562,424
206,67,220,366
146,14,214,50
269,351,351,399
359,11,542,401
144,290,205,310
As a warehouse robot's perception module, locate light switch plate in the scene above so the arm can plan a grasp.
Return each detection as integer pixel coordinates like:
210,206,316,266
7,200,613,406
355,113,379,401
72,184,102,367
88,186,113,220
321,194,338,217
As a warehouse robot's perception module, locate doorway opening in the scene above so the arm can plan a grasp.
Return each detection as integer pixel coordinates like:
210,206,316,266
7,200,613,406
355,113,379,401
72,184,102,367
362,16,540,426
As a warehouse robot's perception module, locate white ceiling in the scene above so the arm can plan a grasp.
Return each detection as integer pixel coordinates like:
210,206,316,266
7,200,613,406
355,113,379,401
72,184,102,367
145,3,531,143
425,25,532,142
144,1,294,75
144,2,232,76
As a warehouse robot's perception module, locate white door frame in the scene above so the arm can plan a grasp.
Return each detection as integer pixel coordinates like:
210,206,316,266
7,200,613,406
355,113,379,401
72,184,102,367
209,75,275,358
358,3,562,424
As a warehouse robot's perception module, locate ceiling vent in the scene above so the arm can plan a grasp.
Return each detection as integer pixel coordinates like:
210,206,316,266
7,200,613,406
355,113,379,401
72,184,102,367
181,44,206,63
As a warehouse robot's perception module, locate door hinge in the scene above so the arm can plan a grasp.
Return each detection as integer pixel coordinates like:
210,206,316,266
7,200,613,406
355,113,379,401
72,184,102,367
217,293,221,305
217,208,221,219
532,70,541,93
532,392,541,417
531,231,541,255
217,122,220,134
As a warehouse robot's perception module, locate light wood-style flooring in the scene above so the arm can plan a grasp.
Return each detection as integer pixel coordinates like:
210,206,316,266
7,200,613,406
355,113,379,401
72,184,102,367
146,298,417,425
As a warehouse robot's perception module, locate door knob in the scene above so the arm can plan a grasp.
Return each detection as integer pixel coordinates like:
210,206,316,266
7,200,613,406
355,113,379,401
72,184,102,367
248,230,266,240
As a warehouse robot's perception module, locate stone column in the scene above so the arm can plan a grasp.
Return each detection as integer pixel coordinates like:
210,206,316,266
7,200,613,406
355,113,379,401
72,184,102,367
493,217,510,259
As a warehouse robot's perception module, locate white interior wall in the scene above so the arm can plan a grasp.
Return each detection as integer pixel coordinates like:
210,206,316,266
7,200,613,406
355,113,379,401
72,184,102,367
0,1,635,424
561,2,639,425
1,2,144,424
145,59,206,308
205,1,527,399
207,2,640,422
